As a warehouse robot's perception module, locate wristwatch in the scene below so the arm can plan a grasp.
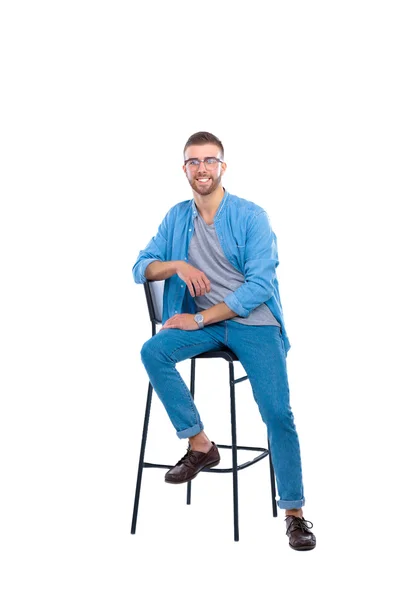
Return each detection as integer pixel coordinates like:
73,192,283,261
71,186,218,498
194,313,204,329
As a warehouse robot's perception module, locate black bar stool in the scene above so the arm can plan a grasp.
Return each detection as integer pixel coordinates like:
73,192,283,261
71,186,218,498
131,281,278,541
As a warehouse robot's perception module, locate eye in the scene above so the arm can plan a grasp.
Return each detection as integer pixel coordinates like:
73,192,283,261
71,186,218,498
205,158,217,165
187,159,199,166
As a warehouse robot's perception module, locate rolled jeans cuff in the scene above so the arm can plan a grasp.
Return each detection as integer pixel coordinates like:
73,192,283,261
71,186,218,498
277,497,305,509
176,422,204,439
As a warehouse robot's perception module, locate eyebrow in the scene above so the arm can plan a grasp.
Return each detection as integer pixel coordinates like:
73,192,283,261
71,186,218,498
184,156,220,161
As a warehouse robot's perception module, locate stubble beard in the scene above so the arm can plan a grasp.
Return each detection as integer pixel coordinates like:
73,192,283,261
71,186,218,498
190,173,221,196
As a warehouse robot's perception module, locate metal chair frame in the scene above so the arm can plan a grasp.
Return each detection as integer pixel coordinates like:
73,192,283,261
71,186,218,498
131,281,278,541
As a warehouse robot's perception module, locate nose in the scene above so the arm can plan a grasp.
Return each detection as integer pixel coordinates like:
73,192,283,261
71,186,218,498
196,159,209,173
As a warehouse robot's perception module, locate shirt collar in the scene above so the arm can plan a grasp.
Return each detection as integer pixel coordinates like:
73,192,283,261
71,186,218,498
191,188,229,222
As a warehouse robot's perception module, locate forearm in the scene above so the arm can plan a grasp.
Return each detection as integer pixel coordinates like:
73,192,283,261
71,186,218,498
145,260,182,281
201,302,237,326
224,279,273,317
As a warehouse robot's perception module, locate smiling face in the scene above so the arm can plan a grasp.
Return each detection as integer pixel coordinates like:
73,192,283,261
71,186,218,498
183,143,226,196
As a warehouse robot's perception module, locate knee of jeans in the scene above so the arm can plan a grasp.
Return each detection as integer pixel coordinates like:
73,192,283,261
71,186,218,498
140,338,157,366
263,402,294,428
273,409,296,432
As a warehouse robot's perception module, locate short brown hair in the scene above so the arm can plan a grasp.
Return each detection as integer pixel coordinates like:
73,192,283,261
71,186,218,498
183,131,224,159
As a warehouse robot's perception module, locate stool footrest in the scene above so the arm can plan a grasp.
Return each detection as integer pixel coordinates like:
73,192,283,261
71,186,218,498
143,444,269,474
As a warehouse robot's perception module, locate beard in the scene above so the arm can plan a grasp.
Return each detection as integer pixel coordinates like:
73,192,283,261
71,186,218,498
189,173,222,196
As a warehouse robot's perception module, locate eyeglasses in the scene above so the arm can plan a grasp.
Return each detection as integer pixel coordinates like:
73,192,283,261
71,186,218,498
184,157,223,170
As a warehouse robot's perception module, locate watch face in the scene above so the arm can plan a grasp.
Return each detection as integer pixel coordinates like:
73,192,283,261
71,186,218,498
194,314,203,324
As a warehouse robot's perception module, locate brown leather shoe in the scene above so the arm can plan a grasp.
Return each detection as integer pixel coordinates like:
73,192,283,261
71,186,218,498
165,442,220,484
285,516,316,551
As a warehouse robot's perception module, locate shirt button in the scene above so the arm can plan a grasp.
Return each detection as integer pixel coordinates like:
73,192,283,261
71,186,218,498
181,285,184,288
175,310,178,313
189,228,192,232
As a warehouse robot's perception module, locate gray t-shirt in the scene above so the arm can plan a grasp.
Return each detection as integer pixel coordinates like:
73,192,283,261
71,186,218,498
188,214,280,326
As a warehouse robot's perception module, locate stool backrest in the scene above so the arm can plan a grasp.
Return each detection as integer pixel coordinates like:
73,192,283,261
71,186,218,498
144,280,164,326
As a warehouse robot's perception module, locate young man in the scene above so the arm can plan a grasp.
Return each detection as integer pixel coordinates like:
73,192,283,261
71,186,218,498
132,132,316,551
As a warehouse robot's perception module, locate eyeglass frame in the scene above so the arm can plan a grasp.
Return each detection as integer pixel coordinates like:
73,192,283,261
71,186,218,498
183,157,224,170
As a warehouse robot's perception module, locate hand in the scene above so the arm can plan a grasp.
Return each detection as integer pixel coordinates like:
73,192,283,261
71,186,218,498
160,313,200,331
175,261,211,297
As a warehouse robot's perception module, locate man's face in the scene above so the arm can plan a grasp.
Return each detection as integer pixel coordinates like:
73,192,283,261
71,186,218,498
183,143,226,196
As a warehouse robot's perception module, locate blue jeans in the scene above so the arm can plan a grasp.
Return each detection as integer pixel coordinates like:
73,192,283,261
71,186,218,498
140,321,305,509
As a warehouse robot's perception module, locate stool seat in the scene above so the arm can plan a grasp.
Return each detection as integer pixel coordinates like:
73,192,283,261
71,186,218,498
195,347,239,361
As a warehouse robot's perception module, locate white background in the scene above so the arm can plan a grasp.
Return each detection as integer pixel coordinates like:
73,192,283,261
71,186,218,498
1,1,399,598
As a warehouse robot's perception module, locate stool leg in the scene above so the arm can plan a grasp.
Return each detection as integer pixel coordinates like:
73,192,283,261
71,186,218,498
186,358,196,506
131,382,153,534
229,362,239,542
268,439,278,517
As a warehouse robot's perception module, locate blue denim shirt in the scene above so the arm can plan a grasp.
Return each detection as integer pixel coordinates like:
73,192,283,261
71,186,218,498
132,190,290,354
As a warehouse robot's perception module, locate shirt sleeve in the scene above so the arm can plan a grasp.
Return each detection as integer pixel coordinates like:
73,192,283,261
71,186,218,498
223,211,279,317
132,211,169,284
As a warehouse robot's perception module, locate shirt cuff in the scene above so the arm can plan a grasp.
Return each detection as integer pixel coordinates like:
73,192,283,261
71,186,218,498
223,292,250,318
132,258,157,284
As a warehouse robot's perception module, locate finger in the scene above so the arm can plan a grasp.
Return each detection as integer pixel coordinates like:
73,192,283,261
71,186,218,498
162,317,175,328
202,276,211,293
187,280,196,297
198,279,207,295
192,279,201,296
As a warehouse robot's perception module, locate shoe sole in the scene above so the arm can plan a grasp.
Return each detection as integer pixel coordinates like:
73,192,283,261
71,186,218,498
165,458,221,484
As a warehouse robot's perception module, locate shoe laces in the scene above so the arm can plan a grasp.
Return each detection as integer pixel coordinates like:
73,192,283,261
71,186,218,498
285,516,314,534
177,445,198,467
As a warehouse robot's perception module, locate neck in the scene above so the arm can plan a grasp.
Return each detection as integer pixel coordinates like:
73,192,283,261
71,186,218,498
193,185,225,221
